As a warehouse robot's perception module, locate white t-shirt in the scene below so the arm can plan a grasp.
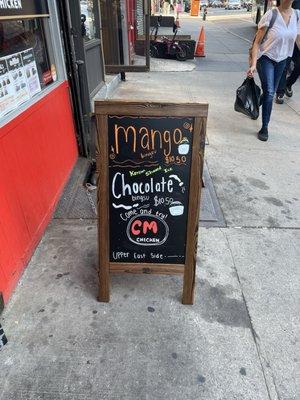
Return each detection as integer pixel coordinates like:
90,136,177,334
258,8,300,62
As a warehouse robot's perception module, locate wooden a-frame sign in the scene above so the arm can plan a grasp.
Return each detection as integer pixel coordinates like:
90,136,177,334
95,100,208,304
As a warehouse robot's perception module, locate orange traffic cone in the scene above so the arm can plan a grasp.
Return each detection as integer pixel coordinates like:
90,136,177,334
195,27,206,57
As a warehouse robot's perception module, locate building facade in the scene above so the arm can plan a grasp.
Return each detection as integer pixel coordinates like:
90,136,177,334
0,0,150,307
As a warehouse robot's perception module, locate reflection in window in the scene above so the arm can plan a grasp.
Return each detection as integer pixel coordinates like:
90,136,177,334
80,0,97,40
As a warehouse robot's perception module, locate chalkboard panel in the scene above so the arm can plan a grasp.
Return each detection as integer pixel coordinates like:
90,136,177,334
108,115,194,264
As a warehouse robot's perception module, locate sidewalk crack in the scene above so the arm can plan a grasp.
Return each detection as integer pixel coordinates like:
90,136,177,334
221,229,280,400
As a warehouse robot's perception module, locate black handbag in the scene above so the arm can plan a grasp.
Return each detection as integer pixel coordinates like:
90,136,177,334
234,77,261,120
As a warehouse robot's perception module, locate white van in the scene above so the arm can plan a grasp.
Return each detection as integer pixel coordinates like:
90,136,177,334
225,0,242,9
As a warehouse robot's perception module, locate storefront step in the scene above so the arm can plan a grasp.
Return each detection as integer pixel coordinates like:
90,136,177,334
91,74,121,113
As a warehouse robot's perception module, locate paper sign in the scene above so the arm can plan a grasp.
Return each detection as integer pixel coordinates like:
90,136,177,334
6,51,30,108
0,48,42,119
21,48,41,97
0,58,15,119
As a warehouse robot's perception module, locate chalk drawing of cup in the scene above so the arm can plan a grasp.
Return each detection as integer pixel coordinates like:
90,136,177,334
178,137,190,155
169,201,184,216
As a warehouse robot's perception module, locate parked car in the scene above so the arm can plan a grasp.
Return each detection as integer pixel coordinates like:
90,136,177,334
243,0,252,11
225,0,242,9
200,0,208,9
211,0,224,7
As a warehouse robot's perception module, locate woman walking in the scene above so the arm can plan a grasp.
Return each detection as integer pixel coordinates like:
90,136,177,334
163,0,171,15
248,1,300,141
276,0,300,103
175,0,183,19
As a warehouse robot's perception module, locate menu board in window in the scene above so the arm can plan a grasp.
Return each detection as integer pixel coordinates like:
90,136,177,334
0,58,15,118
0,49,41,119
21,49,41,97
6,52,30,108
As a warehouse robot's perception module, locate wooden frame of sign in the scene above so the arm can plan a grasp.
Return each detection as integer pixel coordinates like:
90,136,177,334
95,100,208,304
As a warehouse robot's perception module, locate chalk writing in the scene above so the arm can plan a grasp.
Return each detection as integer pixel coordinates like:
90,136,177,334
108,115,194,263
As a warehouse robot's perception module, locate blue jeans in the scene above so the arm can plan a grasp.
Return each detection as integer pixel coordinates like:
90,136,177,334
277,45,300,95
276,57,292,95
257,56,286,128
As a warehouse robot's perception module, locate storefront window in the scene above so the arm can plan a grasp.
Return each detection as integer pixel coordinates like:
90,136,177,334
0,18,57,119
80,0,97,41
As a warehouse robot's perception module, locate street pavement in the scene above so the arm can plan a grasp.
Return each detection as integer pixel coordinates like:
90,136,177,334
0,12,299,400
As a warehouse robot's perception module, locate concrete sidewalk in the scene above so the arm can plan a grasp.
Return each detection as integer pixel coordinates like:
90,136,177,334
1,15,299,400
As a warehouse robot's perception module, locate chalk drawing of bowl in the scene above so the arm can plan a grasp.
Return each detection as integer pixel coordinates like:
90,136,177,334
169,201,184,216
178,139,190,154
178,144,189,155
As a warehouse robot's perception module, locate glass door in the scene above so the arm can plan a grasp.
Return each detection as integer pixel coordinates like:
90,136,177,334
59,0,105,157
100,0,150,73
80,0,105,97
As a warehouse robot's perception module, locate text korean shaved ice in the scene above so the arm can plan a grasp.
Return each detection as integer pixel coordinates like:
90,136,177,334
178,137,190,155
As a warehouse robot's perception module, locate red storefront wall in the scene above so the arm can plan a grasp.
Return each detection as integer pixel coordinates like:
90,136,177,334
0,81,78,303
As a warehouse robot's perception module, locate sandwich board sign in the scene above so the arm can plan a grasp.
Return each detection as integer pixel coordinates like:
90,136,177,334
95,101,208,304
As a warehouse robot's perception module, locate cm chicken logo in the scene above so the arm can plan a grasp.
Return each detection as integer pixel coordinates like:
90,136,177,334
126,214,169,246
